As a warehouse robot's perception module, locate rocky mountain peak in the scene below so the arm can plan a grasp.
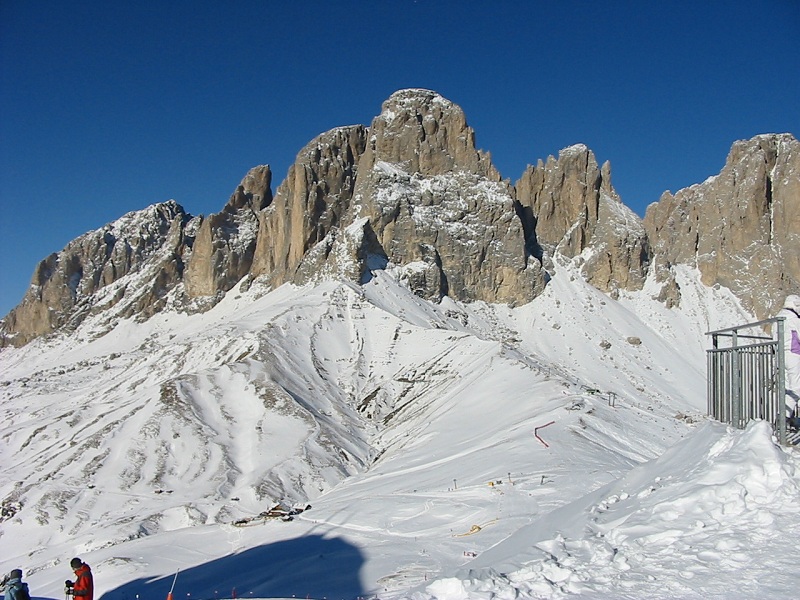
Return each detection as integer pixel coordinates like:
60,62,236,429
362,88,499,180
515,144,649,295
644,132,800,318
345,90,544,304
249,90,542,306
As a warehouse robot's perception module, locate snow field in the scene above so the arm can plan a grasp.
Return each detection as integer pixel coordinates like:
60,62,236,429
3,262,799,599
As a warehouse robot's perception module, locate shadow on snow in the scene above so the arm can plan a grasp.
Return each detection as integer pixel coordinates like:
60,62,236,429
100,534,367,600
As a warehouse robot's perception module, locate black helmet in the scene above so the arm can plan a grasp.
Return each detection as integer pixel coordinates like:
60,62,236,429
70,558,83,569
9,569,22,580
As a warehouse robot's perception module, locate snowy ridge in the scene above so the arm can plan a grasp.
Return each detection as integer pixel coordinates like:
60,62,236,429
2,263,799,599
599,191,646,237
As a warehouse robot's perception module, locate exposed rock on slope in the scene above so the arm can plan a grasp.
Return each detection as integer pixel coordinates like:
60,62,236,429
644,133,800,318
351,89,546,304
515,144,649,295
250,126,368,286
185,166,272,297
1,201,193,346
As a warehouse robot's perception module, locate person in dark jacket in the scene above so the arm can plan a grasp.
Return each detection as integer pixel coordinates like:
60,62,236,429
3,569,30,600
66,558,93,600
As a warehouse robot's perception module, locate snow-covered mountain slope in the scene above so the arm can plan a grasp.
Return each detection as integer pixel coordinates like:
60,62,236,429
2,263,798,600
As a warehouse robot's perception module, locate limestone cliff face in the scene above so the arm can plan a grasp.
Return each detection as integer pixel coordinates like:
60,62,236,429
359,88,500,179
1,201,192,346
3,89,795,348
250,126,368,286
349,89,545,304
516,145,649,295
644,133,800,318
184,166,272,297
251,89,544,305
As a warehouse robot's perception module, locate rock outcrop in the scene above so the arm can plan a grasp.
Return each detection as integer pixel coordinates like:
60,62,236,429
2,89,795,347
250,126,368,286
184,166,272,297
644,133,800,318
516,145,649,295
1,201,193,346
349,89,545,304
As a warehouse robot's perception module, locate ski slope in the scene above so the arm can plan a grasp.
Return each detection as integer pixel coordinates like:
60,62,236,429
2,262,799,600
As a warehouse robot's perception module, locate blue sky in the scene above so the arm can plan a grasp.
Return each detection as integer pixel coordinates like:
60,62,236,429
1,0,798,317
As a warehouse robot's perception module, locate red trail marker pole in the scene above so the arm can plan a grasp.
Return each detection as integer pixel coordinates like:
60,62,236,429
534,421,555,447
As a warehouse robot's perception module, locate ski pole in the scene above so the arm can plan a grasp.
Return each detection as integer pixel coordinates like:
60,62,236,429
167,569,179,600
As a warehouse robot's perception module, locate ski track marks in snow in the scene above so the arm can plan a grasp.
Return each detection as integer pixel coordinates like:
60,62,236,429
2,263,798,600
417,421,800,600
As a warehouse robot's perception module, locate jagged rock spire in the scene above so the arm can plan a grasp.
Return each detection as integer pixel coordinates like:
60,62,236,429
249,125,369,285
515,144,649,295
184,165,272,298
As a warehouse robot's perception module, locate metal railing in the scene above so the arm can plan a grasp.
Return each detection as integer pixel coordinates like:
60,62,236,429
706,317,787,444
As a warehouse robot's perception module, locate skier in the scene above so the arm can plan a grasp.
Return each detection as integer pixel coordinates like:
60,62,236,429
778,294,800,430
3,569,30,600
65,558,93,600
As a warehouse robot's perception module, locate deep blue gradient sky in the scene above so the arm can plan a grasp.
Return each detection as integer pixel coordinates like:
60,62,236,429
1,1,798,317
